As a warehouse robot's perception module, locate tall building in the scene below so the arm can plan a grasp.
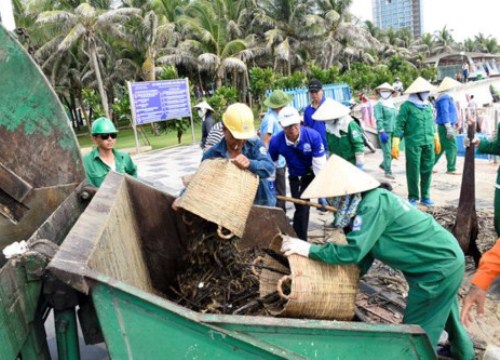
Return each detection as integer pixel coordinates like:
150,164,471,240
372,0,423,38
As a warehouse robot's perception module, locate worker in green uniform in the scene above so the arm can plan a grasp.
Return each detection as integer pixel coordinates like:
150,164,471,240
83,117,137,187
392,77,441,207
374,82,398,179
312,98,365,168
467,125,500,236
280,155,475,360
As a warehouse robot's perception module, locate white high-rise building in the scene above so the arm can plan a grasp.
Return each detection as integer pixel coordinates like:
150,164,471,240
372,0,423,38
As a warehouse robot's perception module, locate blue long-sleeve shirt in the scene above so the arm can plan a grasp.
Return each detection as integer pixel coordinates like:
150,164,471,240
435,93,458,126
202,138,276,206
304,97,327,150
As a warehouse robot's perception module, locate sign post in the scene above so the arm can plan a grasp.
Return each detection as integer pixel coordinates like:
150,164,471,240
128,78,194,153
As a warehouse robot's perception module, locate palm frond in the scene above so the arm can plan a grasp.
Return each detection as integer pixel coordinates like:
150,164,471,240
218,57,247,77
221,39,247,58
36,11,76,26
74,3,96,18
58,23,86,52
198,53,220,70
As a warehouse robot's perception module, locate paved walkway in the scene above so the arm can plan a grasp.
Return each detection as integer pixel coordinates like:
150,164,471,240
133,144,498,236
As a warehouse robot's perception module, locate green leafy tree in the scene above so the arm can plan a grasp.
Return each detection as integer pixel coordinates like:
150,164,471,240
35,3,140,118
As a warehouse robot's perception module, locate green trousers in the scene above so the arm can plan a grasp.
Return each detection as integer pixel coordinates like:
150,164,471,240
495,177,500,237
404,265,475,360
405,145,435,201
434,125,458,172
379,132,393,174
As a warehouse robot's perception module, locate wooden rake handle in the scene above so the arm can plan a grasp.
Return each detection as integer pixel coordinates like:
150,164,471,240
277,195,337,212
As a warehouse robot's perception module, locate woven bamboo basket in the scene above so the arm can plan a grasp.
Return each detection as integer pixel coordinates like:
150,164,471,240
258,233,360,320
177,158,258,238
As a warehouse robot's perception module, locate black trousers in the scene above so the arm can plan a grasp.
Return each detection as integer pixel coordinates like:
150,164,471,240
275,167,287,213
289,173,315,241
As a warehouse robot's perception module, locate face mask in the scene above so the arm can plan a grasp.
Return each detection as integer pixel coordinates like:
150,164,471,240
197,109,204,118
380,91,392,99
417,92,430,102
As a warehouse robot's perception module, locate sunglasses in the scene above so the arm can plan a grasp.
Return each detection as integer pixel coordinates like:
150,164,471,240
97,133,117,140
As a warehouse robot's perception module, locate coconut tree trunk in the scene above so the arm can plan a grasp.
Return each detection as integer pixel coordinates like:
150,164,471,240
143,50,161,136
78,92,92,134
244,70,252,107
88,38,110,118
107,84,115,125
216,73,222,89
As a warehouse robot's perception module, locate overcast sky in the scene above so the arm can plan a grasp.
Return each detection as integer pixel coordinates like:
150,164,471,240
349,0,500,42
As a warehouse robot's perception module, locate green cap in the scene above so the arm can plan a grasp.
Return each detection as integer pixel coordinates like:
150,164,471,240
91,117,118,134
264,90,293,109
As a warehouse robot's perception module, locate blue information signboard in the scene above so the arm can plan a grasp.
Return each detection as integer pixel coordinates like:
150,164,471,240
128,79,192,125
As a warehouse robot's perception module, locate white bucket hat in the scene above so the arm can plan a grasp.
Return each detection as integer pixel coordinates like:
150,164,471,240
436,77,462,93
193,101,214,112
404,77,436,95
312,98,351,121
301,155,380,199
278,106,301,127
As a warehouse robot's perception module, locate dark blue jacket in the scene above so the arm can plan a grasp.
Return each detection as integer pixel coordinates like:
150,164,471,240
304,97,327,150
202,138,276,206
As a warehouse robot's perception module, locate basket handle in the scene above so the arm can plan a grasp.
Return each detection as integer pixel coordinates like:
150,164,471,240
251,256,265,276
276,275,292,300
182,212,193,226
217,225,234,240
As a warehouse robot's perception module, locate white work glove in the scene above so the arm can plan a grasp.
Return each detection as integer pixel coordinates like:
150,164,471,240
2,240,28,259
463,137,479,148
280,235,311,257
355,153,365,170
444,123,454,140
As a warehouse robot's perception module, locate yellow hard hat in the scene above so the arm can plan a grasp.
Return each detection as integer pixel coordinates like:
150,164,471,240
222,103,256,139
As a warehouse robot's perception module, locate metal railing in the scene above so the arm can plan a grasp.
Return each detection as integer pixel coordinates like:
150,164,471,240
265,83,352,111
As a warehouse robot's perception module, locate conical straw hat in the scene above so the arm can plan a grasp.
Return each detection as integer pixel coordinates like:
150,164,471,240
437,77,462,93
312,98,351,121
301,155,380,199
404,77,436,94
375,82,395,93
178,158,258,237
193,101,214,112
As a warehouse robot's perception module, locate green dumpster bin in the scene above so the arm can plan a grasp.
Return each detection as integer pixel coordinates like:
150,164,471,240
48,173,436,360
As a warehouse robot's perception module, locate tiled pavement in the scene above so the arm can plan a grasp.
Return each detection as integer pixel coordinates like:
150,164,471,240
134,144,203,196
133,144,498,236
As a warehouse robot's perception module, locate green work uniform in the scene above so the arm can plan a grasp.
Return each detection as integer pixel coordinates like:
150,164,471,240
478,124,500,236
326,119,364,164
309,189,474,360
83,148,138,187
374,101,397,175
434,125,457,172
394,101,435,201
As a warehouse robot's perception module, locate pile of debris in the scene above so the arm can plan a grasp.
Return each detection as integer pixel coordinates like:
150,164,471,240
168,206,496,325
169,231,288,315
427,206,497,253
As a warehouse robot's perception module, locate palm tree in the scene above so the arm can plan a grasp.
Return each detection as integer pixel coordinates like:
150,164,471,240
253,0,325,75
462,38,476,53
35,3,141,118
411,32,435,56
474,33,499,54
433,25,458,54
160,0,258,92
364,20,382,40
